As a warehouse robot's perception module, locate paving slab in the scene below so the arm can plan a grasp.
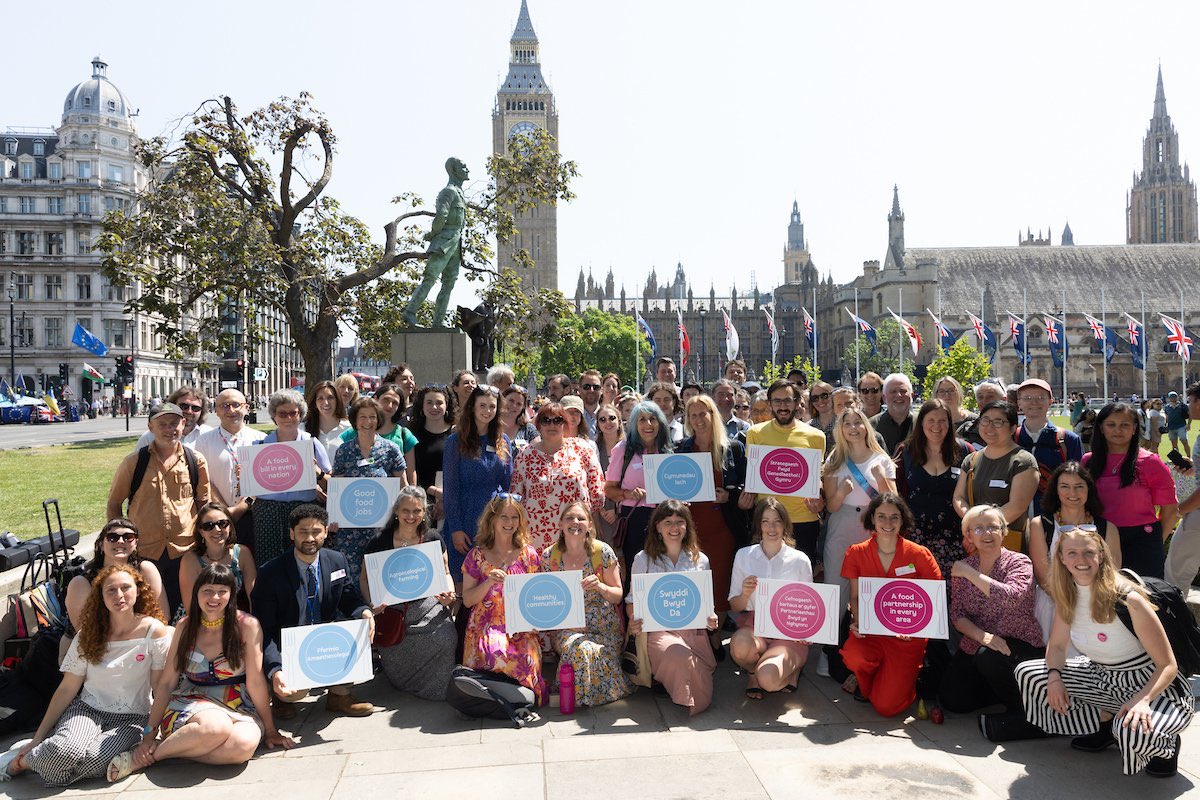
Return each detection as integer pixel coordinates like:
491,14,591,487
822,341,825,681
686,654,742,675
336,762,541,798
546,751,770,800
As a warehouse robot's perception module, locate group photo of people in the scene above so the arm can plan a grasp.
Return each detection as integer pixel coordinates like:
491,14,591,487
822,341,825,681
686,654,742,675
1,357,1196,786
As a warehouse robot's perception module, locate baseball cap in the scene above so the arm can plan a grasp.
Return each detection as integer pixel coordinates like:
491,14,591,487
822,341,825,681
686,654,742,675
1168,391,1179,398
149,402,185,421
559,395,585,413
1016,379,1053,396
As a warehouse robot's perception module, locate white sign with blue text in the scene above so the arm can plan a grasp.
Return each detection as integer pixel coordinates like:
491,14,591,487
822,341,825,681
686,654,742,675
643,452,716,504
328,477,403,529
364,540,451,606
503,571,586,634
281,618,373,691
632,570,714,632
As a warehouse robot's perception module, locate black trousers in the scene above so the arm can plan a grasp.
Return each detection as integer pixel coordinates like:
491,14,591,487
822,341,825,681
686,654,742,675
939,637,1044,714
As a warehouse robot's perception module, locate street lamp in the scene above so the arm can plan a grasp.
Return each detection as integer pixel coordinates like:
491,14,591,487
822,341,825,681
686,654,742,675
7,270,14,391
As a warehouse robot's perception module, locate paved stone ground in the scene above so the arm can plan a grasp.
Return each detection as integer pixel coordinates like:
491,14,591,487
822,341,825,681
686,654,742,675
1,655,1196,800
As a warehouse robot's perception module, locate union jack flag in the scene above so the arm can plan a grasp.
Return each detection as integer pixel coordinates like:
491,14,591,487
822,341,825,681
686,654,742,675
801,307,815,353
967,312,997,363
1123,313,1147,370
1083,314,1105,341
1043,316,1062,345
1008,314,1032,365
1044,314,1068,369
844,308,877,356
1160,313,1194,363
927,310,957,350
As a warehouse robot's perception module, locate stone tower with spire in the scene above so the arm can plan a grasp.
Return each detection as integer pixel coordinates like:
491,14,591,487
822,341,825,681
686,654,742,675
1127,67,1199,243
783,200,817,287
884,185,905,270
493,0,560,291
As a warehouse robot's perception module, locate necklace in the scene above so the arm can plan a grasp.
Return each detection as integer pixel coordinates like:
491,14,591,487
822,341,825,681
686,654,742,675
201,616,224,629
877,548,896,556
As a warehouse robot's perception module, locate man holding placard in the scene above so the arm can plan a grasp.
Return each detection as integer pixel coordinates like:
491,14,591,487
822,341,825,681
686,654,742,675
251,504,376,718
195,389,266,553
740,379,826,562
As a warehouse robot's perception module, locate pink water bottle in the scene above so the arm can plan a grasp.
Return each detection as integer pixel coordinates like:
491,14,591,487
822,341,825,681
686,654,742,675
558,662,576,714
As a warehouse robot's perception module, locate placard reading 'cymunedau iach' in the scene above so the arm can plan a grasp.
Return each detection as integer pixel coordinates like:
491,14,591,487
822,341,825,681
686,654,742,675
363,540,452,606
328,477,404,528
632,571,714,632
236,440,317,497
753,579,841,646
643,452,716,504
744,445,822,498
857,577,949,639
281,619,373,691
503,571,586,634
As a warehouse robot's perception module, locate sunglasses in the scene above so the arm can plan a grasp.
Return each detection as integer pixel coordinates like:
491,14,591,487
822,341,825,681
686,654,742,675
491,490,523,503
810,392,831,403
105,532,138,543
200,519,232,531
580,383,601,391
734,404,751,410
275,409,302,419
177,402,204,413
597,415,618,423
220,402,245,410
540,416,566,426
858,387,882,395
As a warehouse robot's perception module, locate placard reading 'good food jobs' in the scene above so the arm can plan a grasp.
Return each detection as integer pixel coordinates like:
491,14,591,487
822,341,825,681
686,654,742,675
632,571,714,632
363,540,452,606
281,619,373,691
327,477,403,528
857,577,949,639
753,579,841,646
643,452,716,504
237,440,318,497
503,571,585,634
744,445,822,498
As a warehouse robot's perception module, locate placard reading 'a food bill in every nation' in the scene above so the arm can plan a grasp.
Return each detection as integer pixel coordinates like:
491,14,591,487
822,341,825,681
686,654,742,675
281,619,373,691
237,440,318,497
643,452,716,504
753,579,841,646
744,445,822,498
363,540,453,606
631,570,714,632
327,477,403,529
503,571,586,634
857,577,949,639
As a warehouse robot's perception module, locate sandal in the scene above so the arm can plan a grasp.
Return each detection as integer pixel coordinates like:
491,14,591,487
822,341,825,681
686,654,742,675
841,674,859,695
106,750,136,783
745,686,766,700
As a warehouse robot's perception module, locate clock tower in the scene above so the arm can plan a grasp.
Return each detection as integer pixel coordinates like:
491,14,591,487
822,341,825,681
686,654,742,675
493,0,559,292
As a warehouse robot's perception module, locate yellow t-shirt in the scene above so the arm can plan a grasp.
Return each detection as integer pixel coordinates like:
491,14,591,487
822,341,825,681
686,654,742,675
746,420,826,523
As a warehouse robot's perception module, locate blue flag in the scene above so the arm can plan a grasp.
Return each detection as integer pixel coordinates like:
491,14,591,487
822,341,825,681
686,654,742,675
1104,326,1122,364
928,311,958,351
1124,315,1147,370
71,322,109,357
845,309,877,356
1008,315,1032,365
1044,315,1068,369
0,378,13,402
967,312,997,363
635,311,657,358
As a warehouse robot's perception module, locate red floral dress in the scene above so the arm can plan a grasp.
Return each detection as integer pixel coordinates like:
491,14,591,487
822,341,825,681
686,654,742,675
510,438,605,551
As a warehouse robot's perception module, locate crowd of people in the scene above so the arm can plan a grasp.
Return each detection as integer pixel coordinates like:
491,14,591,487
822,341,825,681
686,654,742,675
1,357,1196,785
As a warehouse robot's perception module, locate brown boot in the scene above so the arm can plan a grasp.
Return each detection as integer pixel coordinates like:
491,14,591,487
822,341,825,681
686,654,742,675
272,697,297,721
325,692,373,717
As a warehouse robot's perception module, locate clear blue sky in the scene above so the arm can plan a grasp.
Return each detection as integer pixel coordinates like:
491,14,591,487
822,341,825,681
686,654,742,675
7,1,1200,334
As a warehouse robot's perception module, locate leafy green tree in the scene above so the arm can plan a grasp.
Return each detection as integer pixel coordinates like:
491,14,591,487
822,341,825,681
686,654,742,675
100,95,577,385
840,319,916,387
478,268,572,378
540,308,647,382
759,355,821,387
923,338,994,409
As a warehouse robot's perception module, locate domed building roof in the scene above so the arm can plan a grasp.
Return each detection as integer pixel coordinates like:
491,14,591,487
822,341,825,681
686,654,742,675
62,56,133,121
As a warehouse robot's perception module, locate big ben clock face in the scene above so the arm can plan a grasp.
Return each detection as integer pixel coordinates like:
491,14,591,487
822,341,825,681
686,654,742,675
509,121,539,141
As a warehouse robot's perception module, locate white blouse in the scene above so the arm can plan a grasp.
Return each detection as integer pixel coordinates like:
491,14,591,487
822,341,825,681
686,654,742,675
1069,585,1144,664
728,544,813,610
61,625,171,714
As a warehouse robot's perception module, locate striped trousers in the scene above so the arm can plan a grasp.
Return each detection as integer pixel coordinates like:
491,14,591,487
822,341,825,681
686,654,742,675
1016,653,1194,775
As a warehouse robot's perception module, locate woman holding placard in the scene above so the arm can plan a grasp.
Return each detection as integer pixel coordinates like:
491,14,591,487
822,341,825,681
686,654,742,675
729,498,813,698
409,385,456,528
841,492,942,717
331,397,408,586
179,503,257,617
941,505,1045,740
542,502,632,707
627,500,719,716
511,402,607,552
338,383,418,487
605,402,673,573
952,401,1038,553
460,493,545,702
361,487,456,700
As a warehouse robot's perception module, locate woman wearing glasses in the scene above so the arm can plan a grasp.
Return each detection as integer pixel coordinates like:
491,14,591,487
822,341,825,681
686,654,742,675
953,401,1038,553
254,390,332,565
179,503,257,617
65,519,167,636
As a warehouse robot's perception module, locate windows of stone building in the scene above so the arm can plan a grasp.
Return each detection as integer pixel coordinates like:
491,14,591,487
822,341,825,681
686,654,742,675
47,233,64,256
45,317,63,348
47,197,63,214
77,236,91,255
15,315,33,347
77,194,91,214
77,161,92,179
19,162,33,180
77,273,92,300
103,318,126,347
17,232,36,255
3,140,15,155
33,140,44,156
48,162,61,180
13,273,32,300
19,197,35,213
45,274,63,299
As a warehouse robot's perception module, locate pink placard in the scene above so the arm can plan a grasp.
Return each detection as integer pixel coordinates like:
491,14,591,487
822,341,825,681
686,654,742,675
758,448,809,494
768,583,826,640
251,444,307,493
858,577,948,639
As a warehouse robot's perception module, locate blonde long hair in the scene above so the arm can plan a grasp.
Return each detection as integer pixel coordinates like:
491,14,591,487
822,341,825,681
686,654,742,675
1049,527,1146,624
683,394,728,475
474,494,531,551
822,408,887,475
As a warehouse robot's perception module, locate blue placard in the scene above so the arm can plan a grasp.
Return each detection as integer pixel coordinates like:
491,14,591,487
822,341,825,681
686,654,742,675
338,478,391,527
656,454,704,500
381,547,435,601
647,574,702,628
297,625,359,685
517,574,573,629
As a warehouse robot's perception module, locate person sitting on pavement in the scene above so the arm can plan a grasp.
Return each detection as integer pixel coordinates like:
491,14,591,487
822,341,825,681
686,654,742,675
65,519,167,639
178,502,257,618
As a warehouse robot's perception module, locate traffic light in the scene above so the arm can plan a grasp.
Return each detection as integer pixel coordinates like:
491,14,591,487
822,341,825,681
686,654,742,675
113,355,134,384
58,362,68,384
235,358,245,371
114,356,125,383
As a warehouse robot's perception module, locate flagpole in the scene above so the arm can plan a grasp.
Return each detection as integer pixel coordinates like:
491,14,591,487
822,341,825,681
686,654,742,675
979,288,985,357
633,307,639,391
812,285,818,373
1182,289,1188,398
854,289,860,383
898,288,905,371
1022,289,1028,383
1062,289,1068,410
1140,291,1148,401
1101,288,1108,401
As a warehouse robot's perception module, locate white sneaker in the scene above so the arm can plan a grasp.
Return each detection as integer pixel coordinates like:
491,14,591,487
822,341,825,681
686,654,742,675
816,650,830,678
0,739,31,781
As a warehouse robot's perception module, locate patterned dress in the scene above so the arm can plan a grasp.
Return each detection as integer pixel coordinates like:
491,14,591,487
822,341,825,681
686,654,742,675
542,542,633,707
510,438,605,552
462,545,546,702
900,453,967,582
442,432,513,579
331,435,406,585
161,635,259,735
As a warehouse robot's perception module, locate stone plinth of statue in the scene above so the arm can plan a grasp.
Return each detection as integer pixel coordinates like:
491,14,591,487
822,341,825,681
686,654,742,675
391,328,471,382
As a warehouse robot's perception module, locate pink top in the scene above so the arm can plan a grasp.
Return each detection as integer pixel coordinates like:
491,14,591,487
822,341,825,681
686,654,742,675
605,440,655,509
1080,450,1177,526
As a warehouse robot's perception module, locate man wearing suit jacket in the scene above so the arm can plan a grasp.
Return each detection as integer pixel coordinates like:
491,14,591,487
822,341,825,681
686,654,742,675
251,503,375,717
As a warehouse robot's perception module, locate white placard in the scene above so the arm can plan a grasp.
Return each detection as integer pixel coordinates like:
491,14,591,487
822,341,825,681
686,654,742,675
327,477,403,528
281,619,373,691
857,577,949,639
744,444,822,498
643,452,716,504
237,440,317,496
632,570,714,632
364,540,452,606
753,579,841,646
503,570,586,634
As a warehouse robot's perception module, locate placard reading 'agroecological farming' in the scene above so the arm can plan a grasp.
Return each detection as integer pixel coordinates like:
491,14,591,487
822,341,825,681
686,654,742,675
281,618,373,691
237,440,317,497
363,540,452,606
643,452,716,504
753,579,841,646
327,477,403,528
503,571,585,634
632,570,714,632
744,445,822,498
857,577,949,639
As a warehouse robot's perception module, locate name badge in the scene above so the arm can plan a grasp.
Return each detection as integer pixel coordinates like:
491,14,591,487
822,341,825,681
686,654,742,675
330,569,347,581
950,467,961,478
988,479,1008,489
356,458,373,467
895,563,916,576
485,445,495,453
631,463,643,470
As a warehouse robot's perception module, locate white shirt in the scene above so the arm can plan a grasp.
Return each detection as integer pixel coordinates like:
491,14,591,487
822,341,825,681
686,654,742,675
1070,584,1145,664
136,423,213,451
728,543,813,609
631,549,710,575
318,419,353,464
832,453,896,509
61,627,170,714
194,424,267,504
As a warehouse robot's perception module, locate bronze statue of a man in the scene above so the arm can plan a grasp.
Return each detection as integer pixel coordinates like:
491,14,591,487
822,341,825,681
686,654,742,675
403,157,469,328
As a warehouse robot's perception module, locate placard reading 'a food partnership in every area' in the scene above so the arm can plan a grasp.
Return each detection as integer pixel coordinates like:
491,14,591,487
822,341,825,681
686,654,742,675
857,577,948,639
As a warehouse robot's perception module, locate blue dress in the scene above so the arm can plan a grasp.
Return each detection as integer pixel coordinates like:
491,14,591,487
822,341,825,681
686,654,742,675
331,435,406,585
442,431,513,579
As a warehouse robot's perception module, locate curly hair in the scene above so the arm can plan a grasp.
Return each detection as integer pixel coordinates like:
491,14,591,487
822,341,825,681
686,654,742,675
77,563,164,664
474,494,530,550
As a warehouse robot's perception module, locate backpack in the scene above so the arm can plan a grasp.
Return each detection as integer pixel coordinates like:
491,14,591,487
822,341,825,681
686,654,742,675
445,666,538,728
1115,568,1200,677
1016,426,1067,503
127,445,199,510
